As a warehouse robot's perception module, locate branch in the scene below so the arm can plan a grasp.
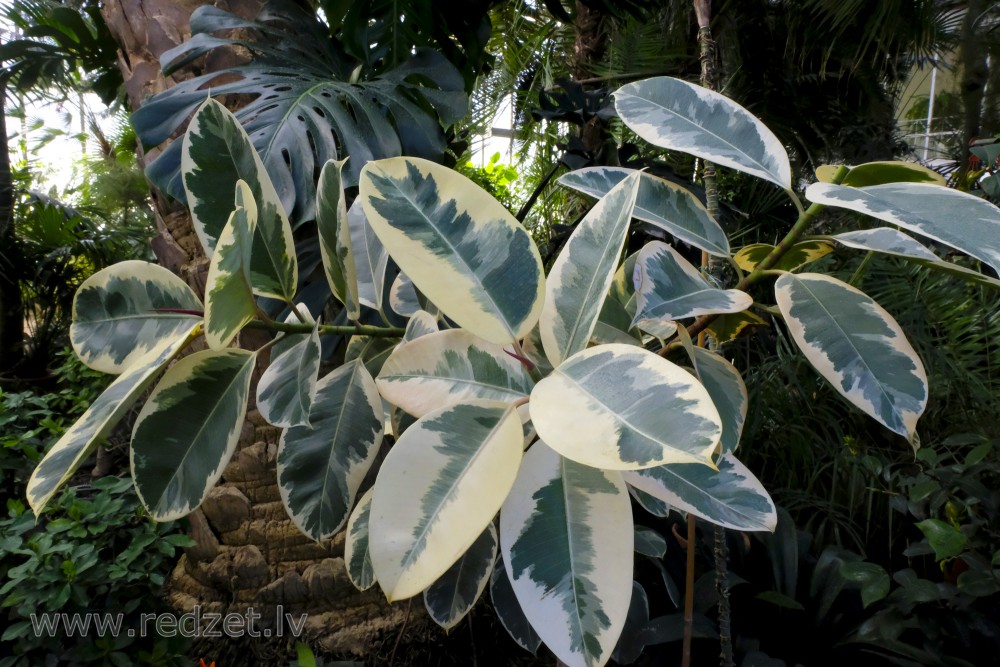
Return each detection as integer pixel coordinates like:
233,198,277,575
244,320,406,337
659,165,850,354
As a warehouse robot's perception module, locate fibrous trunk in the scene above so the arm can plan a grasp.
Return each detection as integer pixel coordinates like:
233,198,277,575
100,0,408,654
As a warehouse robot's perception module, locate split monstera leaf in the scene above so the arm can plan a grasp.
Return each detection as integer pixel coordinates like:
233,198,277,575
28,75,1000,667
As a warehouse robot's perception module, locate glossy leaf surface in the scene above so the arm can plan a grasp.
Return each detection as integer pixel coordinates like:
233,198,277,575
541,171,640,366
806,182,1000,274
558,167,729,257
624,452,776,531
360,157,544,344
369,401,522,601
27,329,197,514
775,273,927,442
530,344,722,470
277,359,383,540
377,329,533,418
70,261,202,374
500,443,633,667
615,77,791,188
131,349,256,521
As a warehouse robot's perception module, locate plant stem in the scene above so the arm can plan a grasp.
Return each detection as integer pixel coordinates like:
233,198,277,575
659,165,850,354
244,320,405,337
714,524,733,665
516,162,560,222
682,513,697,667
848,251,875,287
286,300,308,323
691,11,732,665
512,340,544,383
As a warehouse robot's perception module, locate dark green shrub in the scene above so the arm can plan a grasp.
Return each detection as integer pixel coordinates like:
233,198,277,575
0,479,193,666
0,349,191,666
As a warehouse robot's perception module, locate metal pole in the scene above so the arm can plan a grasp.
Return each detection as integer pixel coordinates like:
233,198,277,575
923,59,938,161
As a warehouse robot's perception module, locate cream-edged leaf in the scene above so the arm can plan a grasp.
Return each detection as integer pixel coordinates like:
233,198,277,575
424,523,498,631
614,77,791,189
805,182,1000,274
345,488,376,591
347,198,389,311
688,348,747,455
369,400,523,601
833,227,940,261
257,324,321,429
131,348,256,521
360,157,544,344
541,171,640,367
500,442,633,667
624,452,776,531
204,181,257,350
377,329,533,417
390,272,422,317
774,273,927,442
628,485,671,518
70,260,202,374
27,327,199,514
558,167,729,256
832,228,1000,290
530,344,721,470
181,98,296,299
635,319,678,343
403,310,440,341
277,359,383,541
491,554,543,654
633,241,752,326
317,158,360,318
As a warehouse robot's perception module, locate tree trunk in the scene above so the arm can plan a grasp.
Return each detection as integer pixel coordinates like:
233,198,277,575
100,0,408,656
0,82,25,376
571,0,609,160
959,0,989,174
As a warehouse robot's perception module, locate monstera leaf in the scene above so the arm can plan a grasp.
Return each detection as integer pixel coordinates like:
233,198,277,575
132,3,467,225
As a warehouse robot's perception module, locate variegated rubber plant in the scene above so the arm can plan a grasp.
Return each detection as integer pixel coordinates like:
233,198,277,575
27,76,1000,666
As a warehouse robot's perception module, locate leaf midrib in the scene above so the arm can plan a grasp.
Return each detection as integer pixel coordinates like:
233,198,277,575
631,457,768,529
556,361,713,465
317,360,372,535
564,175,727,255
382,171,517,341
789,276,910,429
554,188,633,364
619,89,780,184
145,353,253,514
398,406,515,580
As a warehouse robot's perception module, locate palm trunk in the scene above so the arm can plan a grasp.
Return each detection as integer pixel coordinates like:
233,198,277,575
100,0,407,655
